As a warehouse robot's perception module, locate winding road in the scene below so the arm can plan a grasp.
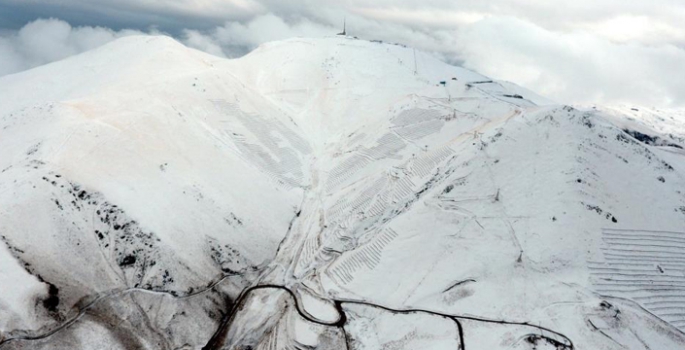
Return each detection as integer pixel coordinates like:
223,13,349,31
1,278,574,350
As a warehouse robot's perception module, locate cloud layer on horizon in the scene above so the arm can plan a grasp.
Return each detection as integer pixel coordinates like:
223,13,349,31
1,1,685,108
0,18,151,76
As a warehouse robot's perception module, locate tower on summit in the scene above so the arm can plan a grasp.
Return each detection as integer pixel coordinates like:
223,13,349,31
337,18,346,36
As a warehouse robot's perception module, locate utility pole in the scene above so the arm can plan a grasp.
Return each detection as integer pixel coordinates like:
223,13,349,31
413,48,418,75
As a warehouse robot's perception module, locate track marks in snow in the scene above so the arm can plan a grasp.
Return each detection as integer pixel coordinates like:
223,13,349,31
391,108,443,127
326,155,373,192
213,100,310,189
327,108,451,193
410,146,454,178
327,228,399,285
589,228,685,331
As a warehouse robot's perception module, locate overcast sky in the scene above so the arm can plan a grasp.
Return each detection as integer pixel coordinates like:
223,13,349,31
1,0,685,107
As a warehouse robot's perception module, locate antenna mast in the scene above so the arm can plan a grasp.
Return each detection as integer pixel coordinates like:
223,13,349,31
337,17,346,36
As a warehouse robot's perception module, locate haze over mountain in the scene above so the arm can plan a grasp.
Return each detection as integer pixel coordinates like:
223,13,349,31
0,35,684,349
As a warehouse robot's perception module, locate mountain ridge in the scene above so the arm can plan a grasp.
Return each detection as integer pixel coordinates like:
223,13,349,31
0,34,684,349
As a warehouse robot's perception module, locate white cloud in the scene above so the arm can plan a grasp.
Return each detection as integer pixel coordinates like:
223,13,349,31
2,2,685,108
172,9,685,107
352,7,488,29
0,36,24,75
214,14,333,47
452,17,685,107
579,15,685,45
177,14,336,57
181,29,226,57
0,18,147,76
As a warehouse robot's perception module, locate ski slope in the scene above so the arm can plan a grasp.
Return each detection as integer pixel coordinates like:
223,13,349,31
0,35,684,349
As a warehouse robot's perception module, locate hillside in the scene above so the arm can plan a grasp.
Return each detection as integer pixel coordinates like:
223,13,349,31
0,35,684,350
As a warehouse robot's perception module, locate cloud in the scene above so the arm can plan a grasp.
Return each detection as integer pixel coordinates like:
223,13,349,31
181,29,226,57
1,1,685,108
0,18,149,76
452,17,685,107
179,14,336,57
0,0,263,31
188,7,685,108
173,11,685,107
578,15,685,45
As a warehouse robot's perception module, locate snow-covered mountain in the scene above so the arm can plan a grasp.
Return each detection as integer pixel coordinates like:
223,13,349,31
0,35,684,350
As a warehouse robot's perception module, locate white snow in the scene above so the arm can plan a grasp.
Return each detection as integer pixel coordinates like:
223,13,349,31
0,34,683,349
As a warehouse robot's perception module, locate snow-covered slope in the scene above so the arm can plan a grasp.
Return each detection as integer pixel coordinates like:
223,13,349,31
0,35,684,350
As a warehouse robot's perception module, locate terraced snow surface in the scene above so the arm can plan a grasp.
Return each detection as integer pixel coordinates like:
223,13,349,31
1,35,684,349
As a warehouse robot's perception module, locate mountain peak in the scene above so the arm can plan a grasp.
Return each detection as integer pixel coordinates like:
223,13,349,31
0,34,684,350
